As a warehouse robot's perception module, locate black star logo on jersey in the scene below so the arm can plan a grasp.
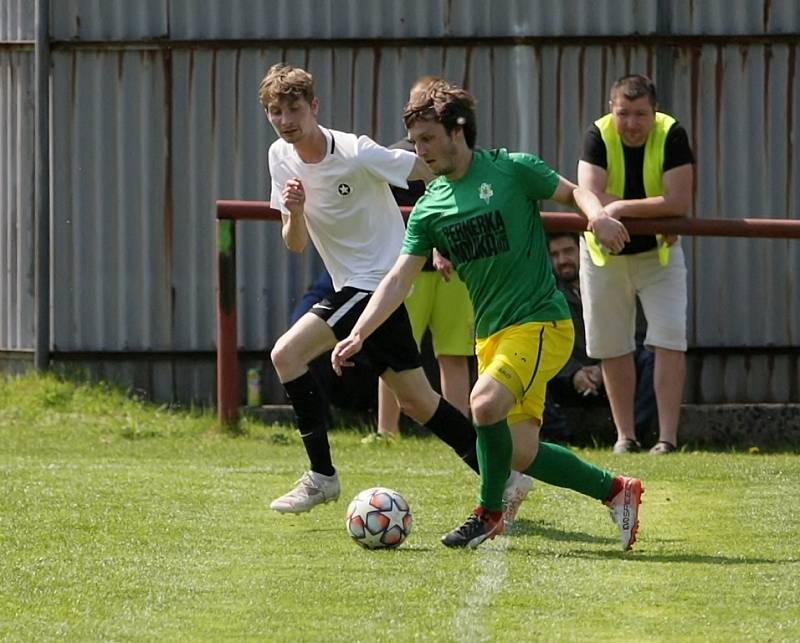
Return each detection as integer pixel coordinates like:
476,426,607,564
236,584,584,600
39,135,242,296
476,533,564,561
338,183,352,196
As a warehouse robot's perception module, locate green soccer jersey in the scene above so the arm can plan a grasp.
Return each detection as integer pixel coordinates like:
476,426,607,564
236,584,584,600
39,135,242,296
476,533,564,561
402,148,570,339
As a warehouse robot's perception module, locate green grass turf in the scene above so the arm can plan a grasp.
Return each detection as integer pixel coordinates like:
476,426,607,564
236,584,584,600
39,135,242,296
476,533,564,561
1,373,798,641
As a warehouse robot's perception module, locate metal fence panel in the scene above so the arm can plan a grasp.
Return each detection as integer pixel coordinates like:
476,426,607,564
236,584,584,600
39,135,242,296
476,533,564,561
51,0,167,41
682,44,799,347
45,1,800,42
102,0,655,40
2,2,799,403
50,49,172,351
40,40,800,404
0,50,35,351
0,0,33,41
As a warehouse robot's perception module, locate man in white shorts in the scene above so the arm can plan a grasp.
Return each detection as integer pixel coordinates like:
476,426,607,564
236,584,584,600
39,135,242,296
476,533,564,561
577,74,694,455
260,63,533,514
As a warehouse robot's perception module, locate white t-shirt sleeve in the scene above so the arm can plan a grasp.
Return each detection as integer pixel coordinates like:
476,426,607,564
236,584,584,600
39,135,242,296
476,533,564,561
355,135,416,189
268,145,288,213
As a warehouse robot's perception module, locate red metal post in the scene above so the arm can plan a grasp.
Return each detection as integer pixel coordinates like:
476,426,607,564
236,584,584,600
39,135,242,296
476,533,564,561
215,201,800,238
217,218,240,425
217,200,282,221
539,211,800,238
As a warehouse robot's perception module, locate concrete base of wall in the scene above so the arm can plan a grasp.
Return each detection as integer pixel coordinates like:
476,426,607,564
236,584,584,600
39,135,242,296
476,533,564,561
542,403,800,450
0,351,35,375
245,403,800,451
677,404,800,450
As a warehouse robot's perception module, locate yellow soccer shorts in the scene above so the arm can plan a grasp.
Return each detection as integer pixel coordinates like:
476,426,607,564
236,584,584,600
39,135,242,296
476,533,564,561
405,270,474,357
475,319,574,425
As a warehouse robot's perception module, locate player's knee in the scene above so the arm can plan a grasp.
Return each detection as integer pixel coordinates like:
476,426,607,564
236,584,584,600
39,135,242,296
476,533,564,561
270,338,296,377
394,389,437,424
470,393,505,426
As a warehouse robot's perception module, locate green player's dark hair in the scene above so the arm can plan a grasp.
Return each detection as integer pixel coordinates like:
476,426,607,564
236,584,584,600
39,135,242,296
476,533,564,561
402,81,477,149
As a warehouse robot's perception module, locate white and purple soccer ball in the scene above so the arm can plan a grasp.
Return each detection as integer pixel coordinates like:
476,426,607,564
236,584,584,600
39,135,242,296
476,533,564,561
345,487,412,549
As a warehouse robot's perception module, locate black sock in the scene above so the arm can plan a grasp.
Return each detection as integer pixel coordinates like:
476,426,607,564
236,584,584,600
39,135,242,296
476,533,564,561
424,398,479,474
283,371,335,477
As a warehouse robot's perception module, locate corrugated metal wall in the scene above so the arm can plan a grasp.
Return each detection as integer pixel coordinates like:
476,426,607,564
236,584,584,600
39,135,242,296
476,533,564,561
1,0,798,403
0,0,34,376
45,0,800,39
0,0,33,40
0,45,35,363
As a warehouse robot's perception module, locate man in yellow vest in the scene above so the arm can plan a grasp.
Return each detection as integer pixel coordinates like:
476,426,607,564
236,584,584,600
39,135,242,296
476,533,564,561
576,74,694,455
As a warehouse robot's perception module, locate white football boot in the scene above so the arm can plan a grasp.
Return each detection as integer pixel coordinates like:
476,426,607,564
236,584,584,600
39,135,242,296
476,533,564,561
605,476,644,550
502,470,534,527
270,470,341,513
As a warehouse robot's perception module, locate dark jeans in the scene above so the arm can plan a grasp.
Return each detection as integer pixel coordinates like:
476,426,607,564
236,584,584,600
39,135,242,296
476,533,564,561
541,347,656,444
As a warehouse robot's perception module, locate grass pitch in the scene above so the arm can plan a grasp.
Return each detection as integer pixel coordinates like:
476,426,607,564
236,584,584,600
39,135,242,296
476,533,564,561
1,373,799,641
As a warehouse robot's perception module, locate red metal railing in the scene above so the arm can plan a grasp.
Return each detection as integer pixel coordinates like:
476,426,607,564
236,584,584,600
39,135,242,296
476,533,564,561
216,199,800,424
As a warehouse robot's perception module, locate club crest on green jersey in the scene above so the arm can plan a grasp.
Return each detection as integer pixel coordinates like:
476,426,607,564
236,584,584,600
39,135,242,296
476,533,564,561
479,182,493,204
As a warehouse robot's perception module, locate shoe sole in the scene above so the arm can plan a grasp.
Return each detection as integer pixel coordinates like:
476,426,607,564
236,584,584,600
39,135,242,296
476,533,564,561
270,494,339,514
466,519,504,549
440,517,505,549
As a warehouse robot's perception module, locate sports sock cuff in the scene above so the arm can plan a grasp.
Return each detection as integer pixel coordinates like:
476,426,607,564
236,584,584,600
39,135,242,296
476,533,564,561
605,475,623,503
475,420,513,511
425,398,479,474
282,370,318,400
282,370,332,474
526,441,614,501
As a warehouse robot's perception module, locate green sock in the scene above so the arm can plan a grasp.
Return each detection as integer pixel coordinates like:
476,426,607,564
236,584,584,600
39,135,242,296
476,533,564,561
525,441,614,501
475,420,512,512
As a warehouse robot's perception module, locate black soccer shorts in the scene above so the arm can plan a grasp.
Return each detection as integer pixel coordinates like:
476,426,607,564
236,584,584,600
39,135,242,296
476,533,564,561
310,287,422,375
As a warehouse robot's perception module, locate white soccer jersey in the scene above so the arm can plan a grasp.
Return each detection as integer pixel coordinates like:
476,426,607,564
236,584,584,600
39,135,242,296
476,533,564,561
269,127,416,291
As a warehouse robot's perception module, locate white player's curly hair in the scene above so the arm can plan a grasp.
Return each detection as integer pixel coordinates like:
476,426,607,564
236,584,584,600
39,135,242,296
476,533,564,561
259,63,315,108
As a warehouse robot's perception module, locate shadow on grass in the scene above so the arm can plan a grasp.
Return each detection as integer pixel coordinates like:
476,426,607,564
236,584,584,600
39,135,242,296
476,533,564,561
510,518,617,546
566,549,799,565
365,545,438,553
508,520,798,565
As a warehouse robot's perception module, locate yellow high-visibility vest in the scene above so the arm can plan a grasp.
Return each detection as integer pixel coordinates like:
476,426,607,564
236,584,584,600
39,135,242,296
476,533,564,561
585,111,676,266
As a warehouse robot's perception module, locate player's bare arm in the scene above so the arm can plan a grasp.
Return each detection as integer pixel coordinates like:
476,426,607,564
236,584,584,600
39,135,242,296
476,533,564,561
603,163,692,219
331,254,427,374
280,177,308,252
573,186,630,254
574,164,631,253
551,174,629,253
577,160,618,206
431,248,454,281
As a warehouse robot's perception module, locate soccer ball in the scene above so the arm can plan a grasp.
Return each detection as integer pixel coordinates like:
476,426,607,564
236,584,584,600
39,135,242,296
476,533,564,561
345,487,412,549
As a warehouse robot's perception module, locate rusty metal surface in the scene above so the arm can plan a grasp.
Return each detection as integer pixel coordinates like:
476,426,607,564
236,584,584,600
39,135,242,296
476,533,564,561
0,49,35,351
217,201,800,237
1,2,798,404
0,0,33,41
43,1,800,41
